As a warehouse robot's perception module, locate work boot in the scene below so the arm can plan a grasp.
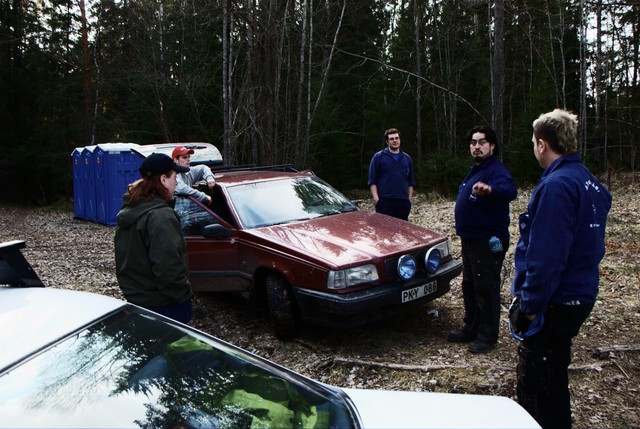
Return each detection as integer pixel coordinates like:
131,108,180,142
447,327,476,343
468,340,496,353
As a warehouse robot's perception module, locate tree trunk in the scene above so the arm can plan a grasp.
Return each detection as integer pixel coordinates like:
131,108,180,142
413,0,422,165
491,0,505,154
294,0,309,167
79,0,93,146
222,0,233,163
579,0,589,157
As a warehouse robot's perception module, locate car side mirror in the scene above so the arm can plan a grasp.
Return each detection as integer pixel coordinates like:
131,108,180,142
202,224,232,239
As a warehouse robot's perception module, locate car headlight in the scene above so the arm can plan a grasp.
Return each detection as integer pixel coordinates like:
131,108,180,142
423,240,450,274
432,240,450,258
424,247,442,274
327,264,379,290
397,254,417,280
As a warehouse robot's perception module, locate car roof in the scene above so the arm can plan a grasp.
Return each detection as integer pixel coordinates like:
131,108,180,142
0,288,124,373
213,169,315,186
132,142,223,166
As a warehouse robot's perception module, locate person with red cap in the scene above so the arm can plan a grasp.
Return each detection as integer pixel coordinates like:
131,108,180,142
172,145,216,206
171,146,218,233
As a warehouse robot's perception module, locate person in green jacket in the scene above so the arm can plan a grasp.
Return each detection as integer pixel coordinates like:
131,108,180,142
114,153,194,323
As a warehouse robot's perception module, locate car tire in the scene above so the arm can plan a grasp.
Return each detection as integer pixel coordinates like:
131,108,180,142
266,274,298,339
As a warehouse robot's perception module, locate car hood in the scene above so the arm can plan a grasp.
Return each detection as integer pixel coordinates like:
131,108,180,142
251,211,443,267
343,388,540,429
0,288,124,373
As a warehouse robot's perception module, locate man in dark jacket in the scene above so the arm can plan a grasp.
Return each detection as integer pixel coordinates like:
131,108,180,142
450,125,517,353
510,109,612,429
114,153,194,323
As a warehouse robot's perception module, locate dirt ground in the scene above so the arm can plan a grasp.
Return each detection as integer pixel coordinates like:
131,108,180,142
1,173,638,428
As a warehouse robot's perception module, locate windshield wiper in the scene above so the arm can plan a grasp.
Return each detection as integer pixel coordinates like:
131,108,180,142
268,217,312,226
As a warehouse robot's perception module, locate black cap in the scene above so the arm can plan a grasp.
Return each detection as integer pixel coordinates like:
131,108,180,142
139,153,190,177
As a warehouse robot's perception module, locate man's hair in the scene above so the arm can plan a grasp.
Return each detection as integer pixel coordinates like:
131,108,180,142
127,174,173,206
384,128,401,140
532,109,578,154
465,125,499,155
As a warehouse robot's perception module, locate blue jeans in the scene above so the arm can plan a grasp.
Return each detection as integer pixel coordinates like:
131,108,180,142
144,301,193,324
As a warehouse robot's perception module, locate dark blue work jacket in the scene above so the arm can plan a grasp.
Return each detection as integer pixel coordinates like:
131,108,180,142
512,154,612,317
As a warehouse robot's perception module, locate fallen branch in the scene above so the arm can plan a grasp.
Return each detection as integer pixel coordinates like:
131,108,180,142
321,356,614,373
322,356,510,372
592,344,640,359
569,361,612,372
612,360,630,379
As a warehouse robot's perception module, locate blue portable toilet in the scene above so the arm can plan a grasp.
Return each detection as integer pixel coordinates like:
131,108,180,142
94,143,143,225
82,146,98,222
71,147,85,220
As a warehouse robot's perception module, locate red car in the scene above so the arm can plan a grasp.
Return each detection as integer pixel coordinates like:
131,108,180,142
135,143,462,338
176,166,462,338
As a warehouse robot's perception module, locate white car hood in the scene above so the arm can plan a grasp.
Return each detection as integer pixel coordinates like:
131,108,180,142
0,288,124,372
343,388,540,429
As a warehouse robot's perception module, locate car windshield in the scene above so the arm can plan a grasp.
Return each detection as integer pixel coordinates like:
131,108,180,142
227,176,358,228
0,306,357,429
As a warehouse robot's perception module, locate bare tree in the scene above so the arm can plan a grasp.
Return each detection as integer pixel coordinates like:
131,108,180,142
413,0,423,164
79,0,93,146
491,0,505,153
293,0,309,166
579,0,589,157
222,0,234,163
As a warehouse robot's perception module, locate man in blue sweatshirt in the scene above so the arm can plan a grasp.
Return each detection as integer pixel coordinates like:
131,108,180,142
509,109,612,429
368,128,415,220
450,125,517,353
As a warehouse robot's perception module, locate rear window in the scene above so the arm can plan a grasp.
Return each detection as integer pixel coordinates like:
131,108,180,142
0,306,357,428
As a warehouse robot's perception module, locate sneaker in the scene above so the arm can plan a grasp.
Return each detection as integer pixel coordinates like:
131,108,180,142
447,329,476,343
468,340,496,353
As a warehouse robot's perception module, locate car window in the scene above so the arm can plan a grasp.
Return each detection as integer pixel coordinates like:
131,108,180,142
0,307,356,428
227,177,357,229
174,195,224,236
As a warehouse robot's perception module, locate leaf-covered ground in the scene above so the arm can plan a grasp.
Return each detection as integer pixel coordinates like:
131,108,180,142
1,173,638,428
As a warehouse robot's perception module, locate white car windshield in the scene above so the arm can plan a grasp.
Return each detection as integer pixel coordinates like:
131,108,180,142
227,177,358,229
0,306,356,428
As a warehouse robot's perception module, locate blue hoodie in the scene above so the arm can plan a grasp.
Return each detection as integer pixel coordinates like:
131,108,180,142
512,154,612,322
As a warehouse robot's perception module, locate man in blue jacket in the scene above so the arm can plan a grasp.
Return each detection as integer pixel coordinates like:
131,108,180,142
368,128,415,220
509,109,612,429
450,126,517,353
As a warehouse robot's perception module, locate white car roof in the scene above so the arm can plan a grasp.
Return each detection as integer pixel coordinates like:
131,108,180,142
132,142,223,165
0,288,123,372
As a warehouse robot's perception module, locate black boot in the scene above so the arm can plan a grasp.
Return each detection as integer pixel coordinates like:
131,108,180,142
447,327,476,343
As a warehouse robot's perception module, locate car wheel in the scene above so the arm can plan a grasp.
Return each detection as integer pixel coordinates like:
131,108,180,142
266,274,298,339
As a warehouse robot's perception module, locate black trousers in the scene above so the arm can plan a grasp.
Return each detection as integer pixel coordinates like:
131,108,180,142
517,301,594,429
375,198,411,221
460,237,506,344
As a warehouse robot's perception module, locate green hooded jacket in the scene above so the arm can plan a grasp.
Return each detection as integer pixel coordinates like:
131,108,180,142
114,195,193,307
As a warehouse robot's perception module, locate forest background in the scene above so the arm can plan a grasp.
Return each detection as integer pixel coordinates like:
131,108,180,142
0,0,638,204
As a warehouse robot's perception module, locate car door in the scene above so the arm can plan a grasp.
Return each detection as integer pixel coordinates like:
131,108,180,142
184,190,249,294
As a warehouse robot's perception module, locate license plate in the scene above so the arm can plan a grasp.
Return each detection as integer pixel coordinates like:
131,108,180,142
401,281,437,303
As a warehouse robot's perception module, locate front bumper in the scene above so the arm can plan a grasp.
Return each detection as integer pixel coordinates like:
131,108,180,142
293,257,462,328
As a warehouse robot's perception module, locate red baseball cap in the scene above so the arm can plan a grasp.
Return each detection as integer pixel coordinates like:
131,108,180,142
171,145,194,159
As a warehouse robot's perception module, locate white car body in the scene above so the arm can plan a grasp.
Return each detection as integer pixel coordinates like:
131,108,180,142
0,287,539,429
